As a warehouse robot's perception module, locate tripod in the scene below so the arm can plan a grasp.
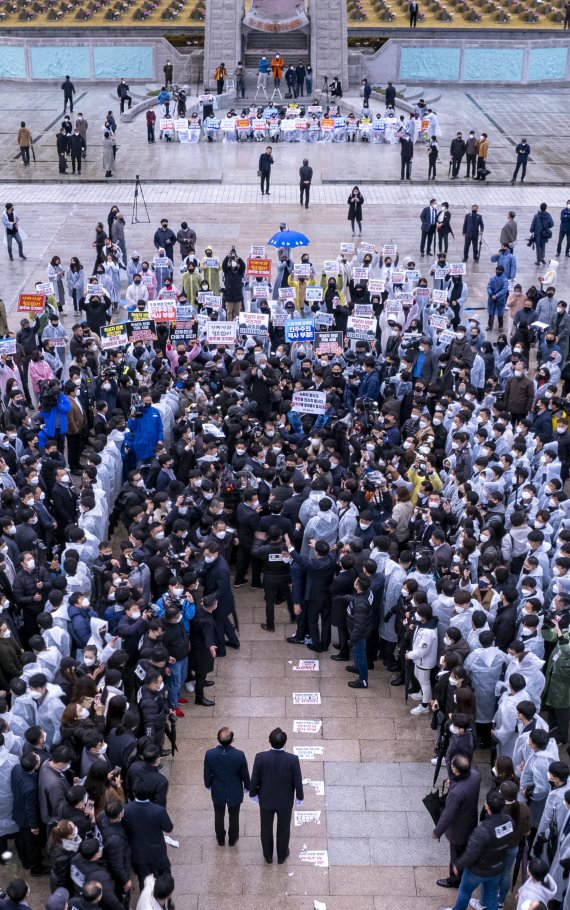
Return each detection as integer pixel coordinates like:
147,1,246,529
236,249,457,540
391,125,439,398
131,174,150,225
271,85,283,101
317,75,329,106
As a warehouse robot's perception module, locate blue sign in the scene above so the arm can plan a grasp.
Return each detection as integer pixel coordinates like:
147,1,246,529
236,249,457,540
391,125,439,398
285,319,315,343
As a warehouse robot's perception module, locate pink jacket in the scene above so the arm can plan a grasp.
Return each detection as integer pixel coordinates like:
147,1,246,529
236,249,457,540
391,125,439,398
29,359,54,393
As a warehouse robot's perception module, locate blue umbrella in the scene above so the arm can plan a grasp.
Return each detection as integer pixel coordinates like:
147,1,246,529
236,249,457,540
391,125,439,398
268,229,310,249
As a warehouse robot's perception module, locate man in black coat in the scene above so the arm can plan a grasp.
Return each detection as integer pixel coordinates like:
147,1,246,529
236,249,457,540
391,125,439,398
96,799,132,900
420,199,438,256
61,76,75,112
433,754,481,888
138,669,171,752
234,489,262,587
70,129,83,175
249,727,304,864
252,528,294,631
221,253,246,321
201,544,239,655
449,132,466,178
204,726,250,846
11,752,46,875
287,535,337,653
492,587,518,651
126,744,169,806
258,146,274,195
189,595,218,707
400,135,413,181
70,837,124,910
346,576,374,689
51,467,78,540
12,551,52,646
123,783,173,889
462,205,484,263
299,158,313,209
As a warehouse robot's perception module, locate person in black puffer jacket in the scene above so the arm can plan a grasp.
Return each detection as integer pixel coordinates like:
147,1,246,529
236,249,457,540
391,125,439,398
451,789,514,910
346,576,374,690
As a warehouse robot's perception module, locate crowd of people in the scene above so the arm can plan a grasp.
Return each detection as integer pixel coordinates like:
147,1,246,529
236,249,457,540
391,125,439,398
0,195,569,910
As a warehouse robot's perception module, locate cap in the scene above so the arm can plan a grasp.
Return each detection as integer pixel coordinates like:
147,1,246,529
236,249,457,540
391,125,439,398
46,889,69,910
131,549,146,562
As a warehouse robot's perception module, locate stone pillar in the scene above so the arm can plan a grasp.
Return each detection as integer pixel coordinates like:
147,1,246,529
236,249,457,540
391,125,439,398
309,0,348,91
203,0,243,89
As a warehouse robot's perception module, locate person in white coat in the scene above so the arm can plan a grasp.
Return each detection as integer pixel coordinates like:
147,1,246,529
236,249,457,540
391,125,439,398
464,632,508,730
533,760,569,895
492,672,529,758
0,732,19,853
504,643,545,707
27,674,65,749
136,872,175,910
406,604,438,716
301,497,339,557
515,857,557,910
521,728,557,829
512,700,551,773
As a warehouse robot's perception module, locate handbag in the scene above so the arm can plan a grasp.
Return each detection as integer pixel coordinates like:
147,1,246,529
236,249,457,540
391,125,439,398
257,170,262,177
422,785,447,824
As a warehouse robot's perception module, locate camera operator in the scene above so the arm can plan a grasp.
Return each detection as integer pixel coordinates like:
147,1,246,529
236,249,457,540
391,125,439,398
542,593,570,744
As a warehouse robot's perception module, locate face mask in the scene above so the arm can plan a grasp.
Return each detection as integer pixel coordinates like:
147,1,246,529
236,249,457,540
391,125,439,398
2,630,10,639
26,559,36,570
61,474,70,483
414,612,422,622
83,657,95,667
443,635,452,646
30,691,42,701
359,522,371,531
521,628,533,637
557,427,567,435
449,724,460,735
204,555,216,564
155,531,165,540
449,677,459,687
131,611,141,620
97,744,108,754
79,707,90,719
522,492,532,501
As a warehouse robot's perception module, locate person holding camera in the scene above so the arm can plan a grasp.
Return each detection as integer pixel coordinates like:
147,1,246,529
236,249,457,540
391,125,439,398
124,390,163,477
221,250,246,320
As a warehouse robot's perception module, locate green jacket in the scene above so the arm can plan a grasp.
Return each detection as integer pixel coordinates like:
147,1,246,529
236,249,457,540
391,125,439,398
542,627,570,708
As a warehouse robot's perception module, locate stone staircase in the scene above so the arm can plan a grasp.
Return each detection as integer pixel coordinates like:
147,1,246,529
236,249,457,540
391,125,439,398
243,28,310,69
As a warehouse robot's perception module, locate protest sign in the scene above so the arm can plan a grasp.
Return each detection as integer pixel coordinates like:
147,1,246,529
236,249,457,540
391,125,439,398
221,118,235,131
334,117,346,128
352,267,369,282
237,312,269,336
340,243,355,254
101,323,129,349
294,811,322,826
396,293,414,307
35,282,54,296
293,746,324,760
449,263,466,276
360,242,375,253
390,270,405,284
438,328,457,346
0,339,17,356
293,720,322,733
128,316,156,343
176,306,195,320
148,301,176,322
252,119,266,132
305,287,323,302
272,313,286,327
293,263,312,277
346,315,377,342
292,692,322,705
323,260,337,272
434,268,448,281
285,319,314,343
291,390,326,415
368,279,385,294
314,312,334,327
406,270,420,281
429,314,448,331
293,660,320,671
18,293,45,312
299,850,329,867
252,284,271,298
415,287,430,304
203,295,222,310
235,119,250,129
159,119,174,131
206,321,237,345
278,287,295,301
295,119,308,130
203,258,219,269
157,290,177,301
321,118,334,130
431,289,448,305
171,321,197,344
382,244,397,256
354,304,373,317
250,245,265,257
86,283,101,296
175,119,188,132
314,331,343,355
153,257,170,268
385,301,402,316
247,257,272,278
280,119,295,132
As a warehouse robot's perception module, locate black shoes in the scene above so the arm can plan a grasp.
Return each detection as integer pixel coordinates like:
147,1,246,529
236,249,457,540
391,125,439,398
287,636,304,644
261,624,274,632
204,680,215,687
278,849,290,864
436,878,459,889
195,697,215,706
348,679,368,689
390,677,404,686
345,666,358,674
330,652,348,661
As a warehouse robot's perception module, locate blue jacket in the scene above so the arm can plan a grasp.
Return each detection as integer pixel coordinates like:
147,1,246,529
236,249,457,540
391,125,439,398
358,369,380,400
487,274,508,305
126,405,163,462
68,604,97,648
560,207,570,230
490,250,516,279
11,764,40,829
155,595,195,633
204,743,250,807
39,393,71,447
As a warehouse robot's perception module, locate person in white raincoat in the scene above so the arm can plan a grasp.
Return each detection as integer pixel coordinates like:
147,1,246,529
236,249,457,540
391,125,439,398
504,644,545,707
464,631,508,724
27,673,65,749
301,498,339,557
492,672,529,758
0,732,19,850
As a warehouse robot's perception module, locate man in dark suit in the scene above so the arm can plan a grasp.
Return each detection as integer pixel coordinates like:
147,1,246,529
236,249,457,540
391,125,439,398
204,726,250,846
250,727,304,864
420,199,437,257
123,782,173,889
234,488,262,588
287,535,337,653
201,543,240,655
51,466,78,541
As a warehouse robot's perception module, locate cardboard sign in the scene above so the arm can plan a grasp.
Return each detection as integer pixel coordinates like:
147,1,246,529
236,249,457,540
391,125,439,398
434,267,448,280
203,295,222,310
429,314,448,330
252,284,271,299
0,339,17,355
235,119,250,129
157,289,177,301
360,242,375,253
278,287,295,301
272,313,286,327
292,692,321,705
432,288,448,304
159,119,174,131
176,306,196,320
415,287,430,304
406,270,420,281
292,390,326,415
438,329,457,345
299,850,329,868
354,304,373,317
321,118,334,130
340,243,355,254
346,315,377,341
280,119,295,132
35,281,54,296
396,293,414,307
148,301,176,322
368,279,385,294
237,313,269,336
175,118,188,131
221,118,236,131
18,293,45,312
294,660,320,671
323,260,337,272
206,321,237,344
386,301,402,316
333,117,346,128
305,287,323,302
293,746,324,760
390,270,405,285
154,257,170,269
252,118,266,131
205,119,221,129
86,283,101,296
294,810,322,826
293,720,322,733
314,312,334,327
101,322,129,349
285,319,315,343
293,263,312,277
353,267,369,282
128,316,156,343
449,264,466,276
295,119,308,130
247,257,272,278
203,258,219,269
382,244,398,256
251,245,265,257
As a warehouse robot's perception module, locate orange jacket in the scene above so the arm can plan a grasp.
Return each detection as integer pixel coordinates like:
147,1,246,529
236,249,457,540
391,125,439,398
271,57,284,78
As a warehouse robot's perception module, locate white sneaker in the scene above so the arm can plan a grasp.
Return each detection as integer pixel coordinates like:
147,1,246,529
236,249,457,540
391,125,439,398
409,692,423,701
430,757,439,766
410,704,430,716
184,682,195,693
469,900,487,910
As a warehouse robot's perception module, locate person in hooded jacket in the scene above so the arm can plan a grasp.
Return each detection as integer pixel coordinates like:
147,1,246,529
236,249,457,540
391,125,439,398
407,603,438,716
346,576,374,689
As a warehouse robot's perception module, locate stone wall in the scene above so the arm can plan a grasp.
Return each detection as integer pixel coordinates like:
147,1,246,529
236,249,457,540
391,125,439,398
310,0,349,89
364,37,570,84
202,0,243,88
